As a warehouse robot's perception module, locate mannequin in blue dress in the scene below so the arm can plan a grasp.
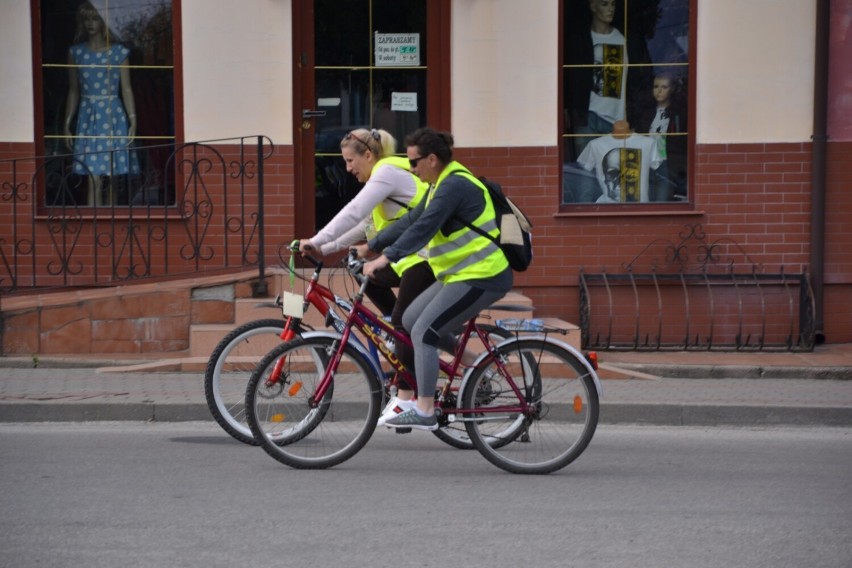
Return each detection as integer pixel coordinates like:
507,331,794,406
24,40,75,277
63,1,137,206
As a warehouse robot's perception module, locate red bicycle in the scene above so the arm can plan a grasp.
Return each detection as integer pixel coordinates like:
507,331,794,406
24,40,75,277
205,241,510,447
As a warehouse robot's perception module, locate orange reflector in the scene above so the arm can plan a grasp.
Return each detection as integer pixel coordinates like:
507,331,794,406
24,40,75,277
573,395,583,414
288,381,303,397
586,351,599,370
271,413,285,423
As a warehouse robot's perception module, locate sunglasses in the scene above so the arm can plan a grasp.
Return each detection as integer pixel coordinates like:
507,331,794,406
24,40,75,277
344,128,381,153
408,154,429,168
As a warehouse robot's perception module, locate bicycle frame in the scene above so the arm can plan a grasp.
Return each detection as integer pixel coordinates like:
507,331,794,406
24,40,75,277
305,270,536,421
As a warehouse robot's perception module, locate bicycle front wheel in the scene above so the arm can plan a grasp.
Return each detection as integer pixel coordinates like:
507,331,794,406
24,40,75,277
204,319,290,445
461,338,599,475
246,336,382,469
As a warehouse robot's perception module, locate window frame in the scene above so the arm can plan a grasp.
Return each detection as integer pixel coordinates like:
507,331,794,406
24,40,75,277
558,0,697,214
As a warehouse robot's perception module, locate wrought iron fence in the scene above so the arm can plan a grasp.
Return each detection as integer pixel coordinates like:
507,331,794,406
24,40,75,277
0,135,272,296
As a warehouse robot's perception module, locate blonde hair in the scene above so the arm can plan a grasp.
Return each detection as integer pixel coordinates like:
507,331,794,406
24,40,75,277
340,128,396,158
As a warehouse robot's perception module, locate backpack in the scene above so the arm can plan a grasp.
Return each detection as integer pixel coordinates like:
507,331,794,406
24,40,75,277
452,173,533,272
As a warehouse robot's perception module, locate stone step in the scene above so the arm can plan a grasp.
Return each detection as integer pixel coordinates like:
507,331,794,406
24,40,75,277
190,289,535,358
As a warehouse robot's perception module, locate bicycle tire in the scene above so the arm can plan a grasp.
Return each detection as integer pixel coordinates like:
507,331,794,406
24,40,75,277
431,324,526,450
461,338,599,474
204,318,294,445
246,336,382,469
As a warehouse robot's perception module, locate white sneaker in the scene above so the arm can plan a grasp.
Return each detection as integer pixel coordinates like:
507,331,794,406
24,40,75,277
384,408,439,431
377,397,416,427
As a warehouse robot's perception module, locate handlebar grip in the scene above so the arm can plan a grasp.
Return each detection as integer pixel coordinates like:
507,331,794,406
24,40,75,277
289,239,321,267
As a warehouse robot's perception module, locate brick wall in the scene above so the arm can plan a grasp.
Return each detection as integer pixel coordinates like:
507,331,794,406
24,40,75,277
456,141,851,345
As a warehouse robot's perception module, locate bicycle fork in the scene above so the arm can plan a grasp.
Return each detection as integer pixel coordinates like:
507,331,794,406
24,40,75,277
265,317,299,392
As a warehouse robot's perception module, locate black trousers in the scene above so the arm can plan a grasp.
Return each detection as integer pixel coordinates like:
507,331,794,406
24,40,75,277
365,261,436,374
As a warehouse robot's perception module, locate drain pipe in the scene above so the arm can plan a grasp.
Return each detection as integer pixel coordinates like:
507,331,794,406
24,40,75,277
810,0,830,344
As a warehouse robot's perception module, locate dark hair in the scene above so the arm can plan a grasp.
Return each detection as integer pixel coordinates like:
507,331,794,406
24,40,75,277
404,127,454,165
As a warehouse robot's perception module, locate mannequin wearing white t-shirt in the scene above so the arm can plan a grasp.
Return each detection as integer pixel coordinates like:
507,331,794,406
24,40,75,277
576,120,660,203
573,0,628,157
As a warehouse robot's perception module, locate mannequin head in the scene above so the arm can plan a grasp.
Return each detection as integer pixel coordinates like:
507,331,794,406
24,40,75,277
74,2,106,43
589,0,617,30
652,73,676,108
611,120,631,139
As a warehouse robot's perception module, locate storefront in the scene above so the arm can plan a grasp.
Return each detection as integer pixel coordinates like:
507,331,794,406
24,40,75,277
2,0,850,346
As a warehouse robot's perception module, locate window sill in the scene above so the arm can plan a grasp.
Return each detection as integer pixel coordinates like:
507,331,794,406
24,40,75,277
555,204,704,219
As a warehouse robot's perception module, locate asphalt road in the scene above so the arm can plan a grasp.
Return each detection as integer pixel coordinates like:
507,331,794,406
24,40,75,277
2,422,851,568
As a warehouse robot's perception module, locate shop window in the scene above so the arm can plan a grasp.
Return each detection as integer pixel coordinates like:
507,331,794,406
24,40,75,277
562,0,691,206
36,0,178,207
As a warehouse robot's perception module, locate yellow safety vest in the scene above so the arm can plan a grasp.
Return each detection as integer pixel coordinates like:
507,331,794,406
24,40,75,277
370,156,429,276
426,162,509,283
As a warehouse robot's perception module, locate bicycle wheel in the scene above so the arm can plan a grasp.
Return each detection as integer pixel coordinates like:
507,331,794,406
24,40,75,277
432,324,522,450
461,338,599,474
204,319,291,445
246,336,382,469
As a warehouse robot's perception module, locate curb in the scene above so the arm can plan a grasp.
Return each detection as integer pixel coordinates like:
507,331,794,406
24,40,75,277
3,357,852,381
2,401,850,428
610,364,852,381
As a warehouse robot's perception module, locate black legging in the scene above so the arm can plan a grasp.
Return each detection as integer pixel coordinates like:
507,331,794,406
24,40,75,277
365,261,435,371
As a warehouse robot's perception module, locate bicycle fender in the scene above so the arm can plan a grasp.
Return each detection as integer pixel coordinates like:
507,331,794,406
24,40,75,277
463,335,604,398
299,330,384,380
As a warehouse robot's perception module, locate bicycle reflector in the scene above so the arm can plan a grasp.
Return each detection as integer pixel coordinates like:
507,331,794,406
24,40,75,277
585,351,599,370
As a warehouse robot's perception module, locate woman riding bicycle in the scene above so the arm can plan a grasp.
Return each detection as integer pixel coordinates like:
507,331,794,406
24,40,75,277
361,127,513,431
299,127,434,411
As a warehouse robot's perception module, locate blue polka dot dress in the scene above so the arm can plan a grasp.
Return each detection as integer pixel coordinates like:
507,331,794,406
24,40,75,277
69,43,139,177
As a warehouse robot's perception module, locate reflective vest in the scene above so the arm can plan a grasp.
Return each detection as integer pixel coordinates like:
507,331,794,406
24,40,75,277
426,162,509,283
370,156,429,276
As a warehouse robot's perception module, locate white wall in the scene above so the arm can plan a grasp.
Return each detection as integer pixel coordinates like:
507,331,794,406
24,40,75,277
0,1,35,142
451,0,817,148
696,0,816,143
1,0,819,148
452,0,558,147
181,0,292,144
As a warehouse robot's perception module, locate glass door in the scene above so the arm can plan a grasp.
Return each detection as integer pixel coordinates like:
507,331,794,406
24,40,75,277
294,0,448,235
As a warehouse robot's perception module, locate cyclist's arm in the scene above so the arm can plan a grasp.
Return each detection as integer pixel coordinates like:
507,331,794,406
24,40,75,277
308,166,415,255
379,179,475,263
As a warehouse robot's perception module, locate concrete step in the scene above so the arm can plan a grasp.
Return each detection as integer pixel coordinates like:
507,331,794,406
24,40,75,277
187,288,582,363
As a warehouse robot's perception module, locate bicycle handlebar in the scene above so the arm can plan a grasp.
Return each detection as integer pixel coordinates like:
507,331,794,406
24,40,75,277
289,240,322,269
346,248,367,284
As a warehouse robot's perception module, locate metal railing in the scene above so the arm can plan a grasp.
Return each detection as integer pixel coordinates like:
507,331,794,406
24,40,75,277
0,135,273,296
579,224,816,352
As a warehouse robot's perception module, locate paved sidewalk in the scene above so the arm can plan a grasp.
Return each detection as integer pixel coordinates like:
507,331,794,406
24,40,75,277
1,343,851,427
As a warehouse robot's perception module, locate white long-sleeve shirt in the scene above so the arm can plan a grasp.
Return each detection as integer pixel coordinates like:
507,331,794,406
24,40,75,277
309,163,419,256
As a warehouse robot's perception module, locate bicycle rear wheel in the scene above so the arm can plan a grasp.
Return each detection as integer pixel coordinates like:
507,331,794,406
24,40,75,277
432,324,526,450
204,319,290,445
461,338,599,474
246,336,382,469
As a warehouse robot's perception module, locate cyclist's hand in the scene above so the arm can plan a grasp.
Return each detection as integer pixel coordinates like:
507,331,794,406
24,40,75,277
363,254,389,278
352,243,371,259
299,239,323,257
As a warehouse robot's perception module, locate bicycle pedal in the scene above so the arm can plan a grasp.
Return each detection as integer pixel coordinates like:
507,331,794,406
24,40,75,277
395,427,412,434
